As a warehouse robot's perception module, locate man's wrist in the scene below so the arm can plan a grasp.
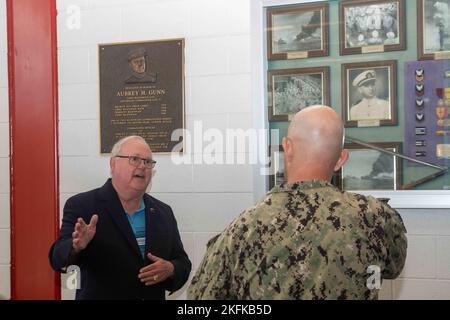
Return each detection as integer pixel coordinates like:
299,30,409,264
71,244,81,255
168,261,175,277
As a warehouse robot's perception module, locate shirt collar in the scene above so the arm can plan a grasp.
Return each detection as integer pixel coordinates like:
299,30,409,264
268,179,336,194
136,199,145,214
129,199,145,217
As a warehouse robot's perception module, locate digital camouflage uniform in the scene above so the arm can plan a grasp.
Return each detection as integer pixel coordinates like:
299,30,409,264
187,180,407,300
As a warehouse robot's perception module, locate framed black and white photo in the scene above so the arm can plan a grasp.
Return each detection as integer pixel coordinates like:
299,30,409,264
337,142,402,191
268,67,330,122
339,0,405,55
418,0,450,60
267,3,329,60
342,60,397,127
269,145,285,190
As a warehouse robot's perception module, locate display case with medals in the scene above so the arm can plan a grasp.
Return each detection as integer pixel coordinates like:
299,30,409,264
404,60,450,164
404,59,450,189
263,0,450,196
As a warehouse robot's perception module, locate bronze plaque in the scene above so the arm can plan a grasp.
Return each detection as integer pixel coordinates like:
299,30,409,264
99,39,185,153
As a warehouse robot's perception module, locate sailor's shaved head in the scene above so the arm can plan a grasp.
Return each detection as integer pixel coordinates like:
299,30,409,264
282,105,348,183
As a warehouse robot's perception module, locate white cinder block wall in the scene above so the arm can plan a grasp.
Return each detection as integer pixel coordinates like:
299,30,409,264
0,0,10,300
56,0,450,300
56,0,253,300
388,209,450,299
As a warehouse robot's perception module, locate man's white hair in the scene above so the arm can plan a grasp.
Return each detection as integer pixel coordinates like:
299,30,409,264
110,136,149,157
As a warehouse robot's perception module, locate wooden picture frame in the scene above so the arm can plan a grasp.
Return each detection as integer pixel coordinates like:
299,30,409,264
269,145,285,190
337,142,403,190
417,0,450,60
342,60,397,128
268,66,330,122
339,0,406,55
267,3,329,60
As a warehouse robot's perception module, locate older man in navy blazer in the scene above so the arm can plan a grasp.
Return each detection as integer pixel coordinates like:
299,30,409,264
49,136,191,300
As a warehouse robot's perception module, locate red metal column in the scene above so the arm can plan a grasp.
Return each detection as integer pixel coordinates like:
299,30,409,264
7,0,60,299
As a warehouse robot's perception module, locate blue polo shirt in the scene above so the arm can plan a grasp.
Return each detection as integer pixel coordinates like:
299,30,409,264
126,200,146,258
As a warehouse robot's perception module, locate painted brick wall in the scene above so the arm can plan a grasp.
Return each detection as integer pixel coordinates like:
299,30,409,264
56,0,252,299
55,0,450,300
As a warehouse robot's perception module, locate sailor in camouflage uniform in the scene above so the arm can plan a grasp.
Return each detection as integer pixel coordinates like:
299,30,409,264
187,105,407,300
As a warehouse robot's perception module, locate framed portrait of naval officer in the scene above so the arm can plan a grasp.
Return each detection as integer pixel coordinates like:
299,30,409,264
342,60,397,128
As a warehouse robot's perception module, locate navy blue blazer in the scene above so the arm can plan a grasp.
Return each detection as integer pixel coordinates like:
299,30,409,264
49,179,191,300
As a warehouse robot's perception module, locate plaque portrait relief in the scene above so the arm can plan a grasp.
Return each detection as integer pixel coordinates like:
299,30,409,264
99,39,185,153
125,48,157,84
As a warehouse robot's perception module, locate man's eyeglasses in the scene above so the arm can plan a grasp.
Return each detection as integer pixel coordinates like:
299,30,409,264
114,155,157,169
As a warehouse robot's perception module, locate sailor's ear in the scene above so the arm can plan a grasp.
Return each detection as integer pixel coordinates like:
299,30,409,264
334,149,349,172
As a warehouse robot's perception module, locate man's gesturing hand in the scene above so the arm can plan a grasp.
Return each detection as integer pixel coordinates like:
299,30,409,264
72,214,98,253
138,253,174,286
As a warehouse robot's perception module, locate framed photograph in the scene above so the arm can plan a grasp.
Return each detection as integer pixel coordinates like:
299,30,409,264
269,145,285,190
267,3,329,60
337,142,403,190
268,67,330,122
418,0,450,60
339,0,405,55
342,60,397,127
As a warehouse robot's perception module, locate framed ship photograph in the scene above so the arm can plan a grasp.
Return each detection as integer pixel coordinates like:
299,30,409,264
337,142,403,191
342,60,397,128
418,0,450,60
268,66,330,121
267,2,329,60
339,0,406,55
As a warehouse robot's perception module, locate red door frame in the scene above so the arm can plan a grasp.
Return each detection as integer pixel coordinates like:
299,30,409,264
7,0,60,299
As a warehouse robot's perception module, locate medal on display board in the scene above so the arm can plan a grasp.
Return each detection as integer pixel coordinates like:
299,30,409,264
415,151,427,157
415,140,427,147
436,144,450,159
416,99,425,109
436,106,449,119
415,113,425,122
436,130,450,136
415,127,427,135
415,69,424,82
437,119,450,127
445,88,450,99
415,84,424,96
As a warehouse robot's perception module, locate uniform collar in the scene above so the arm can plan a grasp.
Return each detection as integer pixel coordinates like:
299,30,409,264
268,179,335,194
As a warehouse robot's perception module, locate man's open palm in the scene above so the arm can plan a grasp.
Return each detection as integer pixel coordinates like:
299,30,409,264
72,215,98,253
